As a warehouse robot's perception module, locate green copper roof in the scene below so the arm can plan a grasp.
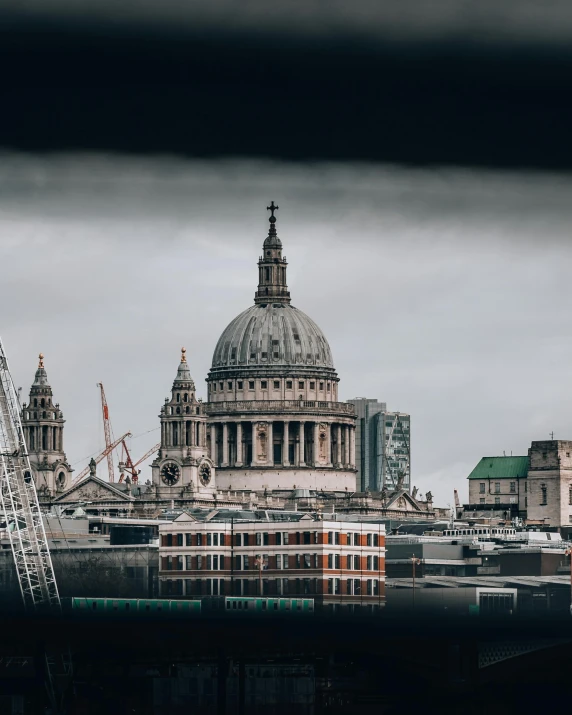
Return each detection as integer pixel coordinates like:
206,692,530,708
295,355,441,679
467,456,529,480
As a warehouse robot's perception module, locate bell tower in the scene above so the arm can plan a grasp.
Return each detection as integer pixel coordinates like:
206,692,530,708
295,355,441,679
152,348,215,496
21,353,73,496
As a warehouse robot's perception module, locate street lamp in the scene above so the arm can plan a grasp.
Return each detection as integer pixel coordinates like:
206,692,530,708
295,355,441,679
566,548,572,616
411,555,421,610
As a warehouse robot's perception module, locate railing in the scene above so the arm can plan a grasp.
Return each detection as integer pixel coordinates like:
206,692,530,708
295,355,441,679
206,400,355,415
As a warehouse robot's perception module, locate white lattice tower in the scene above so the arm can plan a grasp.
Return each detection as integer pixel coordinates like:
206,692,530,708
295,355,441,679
0,337,60,610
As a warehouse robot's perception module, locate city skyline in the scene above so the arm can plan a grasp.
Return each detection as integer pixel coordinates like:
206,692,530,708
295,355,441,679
1,152,571,505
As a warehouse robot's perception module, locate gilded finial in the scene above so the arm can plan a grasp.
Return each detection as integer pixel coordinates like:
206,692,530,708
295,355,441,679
181,347,187,363
38,353,44,368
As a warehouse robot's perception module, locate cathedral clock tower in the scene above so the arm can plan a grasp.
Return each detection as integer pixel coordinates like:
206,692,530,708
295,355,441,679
151,348,215,497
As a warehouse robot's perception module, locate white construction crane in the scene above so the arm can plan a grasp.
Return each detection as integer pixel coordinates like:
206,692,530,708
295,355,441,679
0,337,60,610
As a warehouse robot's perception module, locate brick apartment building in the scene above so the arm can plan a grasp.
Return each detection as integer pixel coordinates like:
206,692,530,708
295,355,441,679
159,511,386,610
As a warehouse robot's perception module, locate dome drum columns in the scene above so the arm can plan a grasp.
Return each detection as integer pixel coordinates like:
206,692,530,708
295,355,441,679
208,418,356,474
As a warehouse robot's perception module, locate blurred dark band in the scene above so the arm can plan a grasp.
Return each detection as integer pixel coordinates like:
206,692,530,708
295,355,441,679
1,8,572,170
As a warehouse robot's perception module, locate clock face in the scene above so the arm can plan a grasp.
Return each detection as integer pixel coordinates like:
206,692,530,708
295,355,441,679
199,462,211,486
161,462,180,486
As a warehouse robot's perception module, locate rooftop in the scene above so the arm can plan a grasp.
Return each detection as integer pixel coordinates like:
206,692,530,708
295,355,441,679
467,455,529,480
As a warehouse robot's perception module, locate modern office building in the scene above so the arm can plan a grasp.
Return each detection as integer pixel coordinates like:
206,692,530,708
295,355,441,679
348,398,410,493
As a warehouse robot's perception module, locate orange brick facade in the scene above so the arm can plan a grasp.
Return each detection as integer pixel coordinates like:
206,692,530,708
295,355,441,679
159,518,386,610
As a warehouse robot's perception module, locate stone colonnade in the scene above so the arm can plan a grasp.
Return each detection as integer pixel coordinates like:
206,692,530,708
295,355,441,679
24,425,63,452
208,420,356,469
161,420,207,449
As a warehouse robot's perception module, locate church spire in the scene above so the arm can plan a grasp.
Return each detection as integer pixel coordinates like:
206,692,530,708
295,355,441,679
254,202,291,304
174,347,195,388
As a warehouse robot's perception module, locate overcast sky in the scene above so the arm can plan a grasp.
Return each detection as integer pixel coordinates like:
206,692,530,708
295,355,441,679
0,152,570,506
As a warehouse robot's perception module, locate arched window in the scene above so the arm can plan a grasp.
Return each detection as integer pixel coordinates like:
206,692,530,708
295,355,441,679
183,393,188,402
42,411,46,419
176,406,181,414
34,398,38,407
41,398,45,408
186,406,190,414
196,407,200,415
34,412,37,419
176,393,180,403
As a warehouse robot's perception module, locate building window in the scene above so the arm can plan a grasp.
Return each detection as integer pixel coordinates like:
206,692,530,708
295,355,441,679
335,554,340,569
243,533,249,546
346,579,352,595
367,556,372,570
525,497,528,507
207,555,212,569
353,555,360,570
261,381,267,389
197,555,202,570
525,481,528,493
543,452,547,459
304,554,311,569
256,533,262,546
494,483,500,494
346,555,352,570
283,532,289,545
328,532,333,545
327,554,333,570
569,486,572,506
196,533,202,546
227,382,233,390
510,482,516,493
479,482,485,494
310,382,315,390
353,533,360,546
303,532,311,545
319,382,324,391
374,556,379,570
263,532,269,546
273,381,280,390
275,532,282,546
541,484,547,505
213,534,219,546
298,381,304,389
286,380,293,389
327,578,333,594
207,533,212,546
479,498,485,504
243,556,249,570
276,554,282,569
327,383,331,392
213,555,218,570
353,579,361,594
212,383,216,392
249,381,255,390
219,382,223,391
335,532,340,545
237,381,243,389
283,554,289,569
295,554,301,569
177,534,183,547
366,533,372,546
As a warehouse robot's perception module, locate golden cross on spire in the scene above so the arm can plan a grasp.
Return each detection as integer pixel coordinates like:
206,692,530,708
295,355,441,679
181,347,187,363
38,353,44,368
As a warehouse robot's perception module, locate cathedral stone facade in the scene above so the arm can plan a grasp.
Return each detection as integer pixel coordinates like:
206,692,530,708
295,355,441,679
21,354,73,496
29,204,436,521
205,203,357,492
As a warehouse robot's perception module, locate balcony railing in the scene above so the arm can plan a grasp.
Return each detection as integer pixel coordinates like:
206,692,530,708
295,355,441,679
206,400,356,416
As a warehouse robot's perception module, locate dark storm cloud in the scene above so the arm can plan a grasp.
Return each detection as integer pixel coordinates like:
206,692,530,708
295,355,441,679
0,152,571,504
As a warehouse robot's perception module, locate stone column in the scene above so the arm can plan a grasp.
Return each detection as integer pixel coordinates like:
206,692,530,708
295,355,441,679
267,421,274,465
326,423,332,466
299,421,305,466
336,424,342,466
236,422,243,467
313,422,320,466
222,422,229,467
283,421,290,466
344,425,350,466
350,426,356,468
251,421,259,466
210,424,217,464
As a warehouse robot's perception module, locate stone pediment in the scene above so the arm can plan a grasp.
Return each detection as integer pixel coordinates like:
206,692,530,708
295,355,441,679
53,475,133,503
385,489,423,512
173,512,199,522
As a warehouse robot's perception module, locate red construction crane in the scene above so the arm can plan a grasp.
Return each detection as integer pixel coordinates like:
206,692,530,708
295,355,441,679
72,432,132,484
118,441,160,484
97,382,115,482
